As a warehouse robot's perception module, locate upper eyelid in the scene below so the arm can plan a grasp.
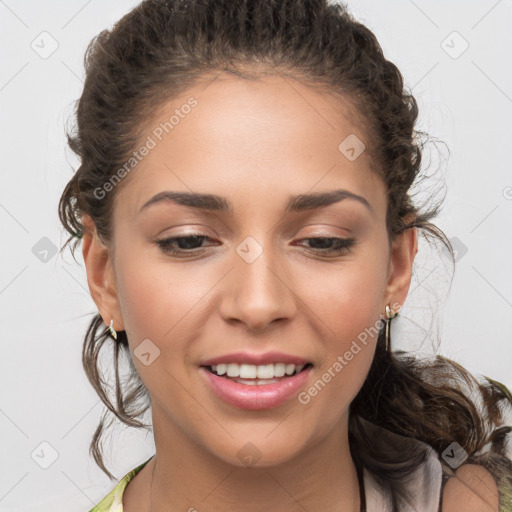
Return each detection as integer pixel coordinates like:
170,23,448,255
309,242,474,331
156,234,356,250
156,233,355,248
157,221,354,237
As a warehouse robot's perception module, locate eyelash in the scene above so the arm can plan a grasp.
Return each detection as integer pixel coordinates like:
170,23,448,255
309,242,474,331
155,234,356,257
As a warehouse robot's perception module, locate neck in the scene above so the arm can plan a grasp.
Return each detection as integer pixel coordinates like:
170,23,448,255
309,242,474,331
146,408,362,512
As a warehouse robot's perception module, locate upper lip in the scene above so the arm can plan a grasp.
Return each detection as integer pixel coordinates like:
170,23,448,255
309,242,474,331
200,351,311,366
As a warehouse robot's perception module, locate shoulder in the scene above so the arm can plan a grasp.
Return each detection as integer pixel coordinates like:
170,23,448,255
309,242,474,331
89,456,153,512
441,464,500,512
89,476,130,512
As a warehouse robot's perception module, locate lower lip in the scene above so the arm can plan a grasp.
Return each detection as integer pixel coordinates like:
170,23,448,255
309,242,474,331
199,366,313,410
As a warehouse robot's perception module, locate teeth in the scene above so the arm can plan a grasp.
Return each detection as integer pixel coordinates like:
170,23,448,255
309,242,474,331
210,363,306,378
232,377,282,385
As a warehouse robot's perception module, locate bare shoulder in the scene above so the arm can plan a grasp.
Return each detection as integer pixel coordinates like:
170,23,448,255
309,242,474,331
441,463,500,512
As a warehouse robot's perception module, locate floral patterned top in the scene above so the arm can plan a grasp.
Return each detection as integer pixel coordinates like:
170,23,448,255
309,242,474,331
88,457,153,512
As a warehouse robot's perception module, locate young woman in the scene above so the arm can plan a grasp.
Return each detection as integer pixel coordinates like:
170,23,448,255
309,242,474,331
58,1,512,510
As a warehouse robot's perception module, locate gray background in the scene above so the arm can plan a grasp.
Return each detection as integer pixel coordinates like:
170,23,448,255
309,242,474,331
1,0,511,510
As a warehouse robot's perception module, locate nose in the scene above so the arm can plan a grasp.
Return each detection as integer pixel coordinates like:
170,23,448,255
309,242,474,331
218,244,297,332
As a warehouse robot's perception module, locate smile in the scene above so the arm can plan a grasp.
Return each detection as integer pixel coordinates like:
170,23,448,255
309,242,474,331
199,363,314,410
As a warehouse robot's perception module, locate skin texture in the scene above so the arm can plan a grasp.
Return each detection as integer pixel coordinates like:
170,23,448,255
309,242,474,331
442,464,500,512
81,73,419,512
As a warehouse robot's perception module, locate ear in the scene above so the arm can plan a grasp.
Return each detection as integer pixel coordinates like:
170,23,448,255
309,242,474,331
382,224,418,314
81,214,124,332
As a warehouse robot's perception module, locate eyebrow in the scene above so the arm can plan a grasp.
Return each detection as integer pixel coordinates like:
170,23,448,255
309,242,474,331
138,189,372,215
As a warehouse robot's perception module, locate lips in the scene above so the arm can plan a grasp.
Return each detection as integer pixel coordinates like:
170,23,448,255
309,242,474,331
199,364,313,410
200,350,311,367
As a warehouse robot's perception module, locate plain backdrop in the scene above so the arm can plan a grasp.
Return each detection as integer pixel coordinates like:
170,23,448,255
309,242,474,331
1,0,511,510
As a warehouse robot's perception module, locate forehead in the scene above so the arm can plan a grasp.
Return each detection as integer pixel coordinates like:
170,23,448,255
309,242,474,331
112,73,385,220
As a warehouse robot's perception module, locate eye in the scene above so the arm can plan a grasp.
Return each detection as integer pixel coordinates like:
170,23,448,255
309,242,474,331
294,236,356,256
155,234,218,256
154,234,356,258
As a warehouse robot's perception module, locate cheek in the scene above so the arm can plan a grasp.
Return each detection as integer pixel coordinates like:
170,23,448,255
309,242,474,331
112,259,190,409
298,253,386,340
113,252,181,371
293,256,385,409
114,250,206,337
113,251,224,386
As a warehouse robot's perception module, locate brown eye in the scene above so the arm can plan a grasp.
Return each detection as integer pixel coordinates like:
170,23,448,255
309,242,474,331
156,234,216,255
295,237,356,255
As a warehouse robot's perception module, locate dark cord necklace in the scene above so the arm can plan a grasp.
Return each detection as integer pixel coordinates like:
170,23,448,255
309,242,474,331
355,458,367,512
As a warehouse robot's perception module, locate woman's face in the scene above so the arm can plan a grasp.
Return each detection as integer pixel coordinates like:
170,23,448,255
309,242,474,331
83,73,416,467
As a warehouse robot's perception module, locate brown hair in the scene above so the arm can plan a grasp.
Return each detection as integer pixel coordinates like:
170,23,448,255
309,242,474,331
58,0,512,509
